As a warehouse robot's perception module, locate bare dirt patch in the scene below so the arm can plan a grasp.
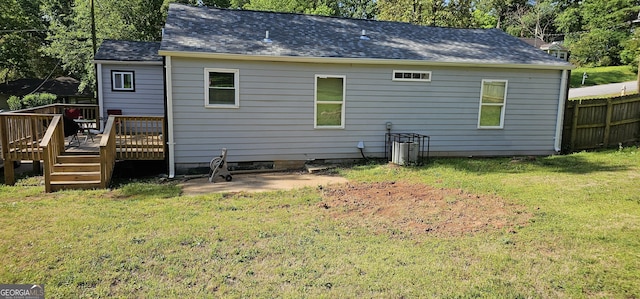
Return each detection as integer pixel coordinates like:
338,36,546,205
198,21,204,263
319,181,532,237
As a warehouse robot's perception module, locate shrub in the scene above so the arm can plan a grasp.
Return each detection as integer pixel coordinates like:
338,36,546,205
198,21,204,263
22,93,57,108
7,95,22,111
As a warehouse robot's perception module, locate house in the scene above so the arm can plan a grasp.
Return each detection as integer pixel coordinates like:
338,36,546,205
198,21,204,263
99,3,573,176
540,42,570,61
93,40,164,129
0,77,92,110
519,38,570,61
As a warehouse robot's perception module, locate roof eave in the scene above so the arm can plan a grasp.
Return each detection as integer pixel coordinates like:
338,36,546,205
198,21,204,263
93,60,163,65
158,50,575,71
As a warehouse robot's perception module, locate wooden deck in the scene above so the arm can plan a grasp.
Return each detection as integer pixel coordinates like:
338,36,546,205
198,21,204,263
65,132,165,160
1,104,165,191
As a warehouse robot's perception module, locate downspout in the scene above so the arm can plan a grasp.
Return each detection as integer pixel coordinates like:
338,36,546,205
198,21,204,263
554,69,568,152
96,63,105,130
165,56,176,178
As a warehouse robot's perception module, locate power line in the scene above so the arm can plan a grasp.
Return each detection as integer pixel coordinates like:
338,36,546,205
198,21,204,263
0,29,47,33
27,60,61,96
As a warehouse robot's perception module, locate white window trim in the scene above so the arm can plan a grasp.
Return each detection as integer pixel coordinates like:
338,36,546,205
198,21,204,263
477,79,508,129
392,70,432,82
111,71,134,91
314,74,346,129
204,68,240,109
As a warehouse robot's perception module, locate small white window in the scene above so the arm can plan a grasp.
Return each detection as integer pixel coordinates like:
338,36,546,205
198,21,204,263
112,71,134,91
315,75,346,129
478,79,508,129
204,68,239,108
392,70,431,82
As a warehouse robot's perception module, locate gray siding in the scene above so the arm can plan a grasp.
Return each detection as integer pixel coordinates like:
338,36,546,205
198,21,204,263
170,58,563,167
100,64,164,116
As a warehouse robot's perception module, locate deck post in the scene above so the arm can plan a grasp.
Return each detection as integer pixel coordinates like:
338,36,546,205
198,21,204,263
0,115,15,185
32,161,41,174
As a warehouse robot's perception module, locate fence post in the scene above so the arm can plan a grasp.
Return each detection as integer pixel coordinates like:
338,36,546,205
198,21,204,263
603,99,613,147
570,101,580,152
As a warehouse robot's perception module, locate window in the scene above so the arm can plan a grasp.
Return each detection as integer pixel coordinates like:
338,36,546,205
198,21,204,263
392,70,431,82
478,80,508,129
315,75,345,128
558,52,566,60
205,68,239,108
111,71,134,91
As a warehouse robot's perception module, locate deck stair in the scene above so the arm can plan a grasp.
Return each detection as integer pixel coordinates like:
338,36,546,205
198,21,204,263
49,154,102,191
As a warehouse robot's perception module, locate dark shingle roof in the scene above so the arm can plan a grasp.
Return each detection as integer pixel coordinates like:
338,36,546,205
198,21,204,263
95,40,162,62
0,77,91,97
160,3,571,68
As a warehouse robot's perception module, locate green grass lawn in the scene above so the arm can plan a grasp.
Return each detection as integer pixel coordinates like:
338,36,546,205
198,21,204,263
1,148,640,297
570,65,637,88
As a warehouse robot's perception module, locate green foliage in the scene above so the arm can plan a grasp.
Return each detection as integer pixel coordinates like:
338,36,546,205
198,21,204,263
7,95,22,111
0,0,59,82
504,0,558,41
377,0,461,26
42,0,168,92
175,0,231,7
567,29,627,67
21,92,56,108
621,30,640,71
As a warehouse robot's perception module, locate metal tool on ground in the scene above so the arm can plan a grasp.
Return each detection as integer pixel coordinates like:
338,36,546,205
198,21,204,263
209,148,232,182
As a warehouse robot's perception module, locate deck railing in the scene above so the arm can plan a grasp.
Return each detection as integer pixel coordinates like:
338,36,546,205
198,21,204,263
99,116,118,188
114,116,165,160
0,113,55,185
11,104,100,130
39,115,65,192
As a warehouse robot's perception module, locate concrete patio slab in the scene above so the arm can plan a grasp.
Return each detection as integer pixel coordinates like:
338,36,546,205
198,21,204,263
179,171,348,195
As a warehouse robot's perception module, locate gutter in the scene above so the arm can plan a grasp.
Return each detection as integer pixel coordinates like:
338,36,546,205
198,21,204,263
165,56,176,178
158,50,574,71
554,69,569,152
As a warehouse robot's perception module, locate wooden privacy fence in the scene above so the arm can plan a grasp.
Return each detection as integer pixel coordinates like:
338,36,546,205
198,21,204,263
562,95,640,152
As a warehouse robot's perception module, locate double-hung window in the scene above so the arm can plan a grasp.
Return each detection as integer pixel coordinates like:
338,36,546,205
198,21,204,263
315,75,345,129
112,71,134,91
205,68,239,108
478,79,508,129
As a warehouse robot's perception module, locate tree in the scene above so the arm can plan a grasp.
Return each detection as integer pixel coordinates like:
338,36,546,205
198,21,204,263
377,0,461,27
504,0,558,41
239,0,341,16
0,0,59,82
559,0,640,66
338,0,377,19
42,0,169,92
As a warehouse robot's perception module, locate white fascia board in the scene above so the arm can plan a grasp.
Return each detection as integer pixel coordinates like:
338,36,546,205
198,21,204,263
92,60,163,66
158,50,575,71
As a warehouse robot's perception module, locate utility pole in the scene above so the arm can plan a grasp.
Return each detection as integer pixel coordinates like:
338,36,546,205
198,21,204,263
91,0,99,109
90,0,97,55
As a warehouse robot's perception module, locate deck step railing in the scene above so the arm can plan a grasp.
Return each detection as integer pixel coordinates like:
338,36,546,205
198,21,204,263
0,113,55,185
99,116,118,188
39,115,65,192
1,108,165,191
